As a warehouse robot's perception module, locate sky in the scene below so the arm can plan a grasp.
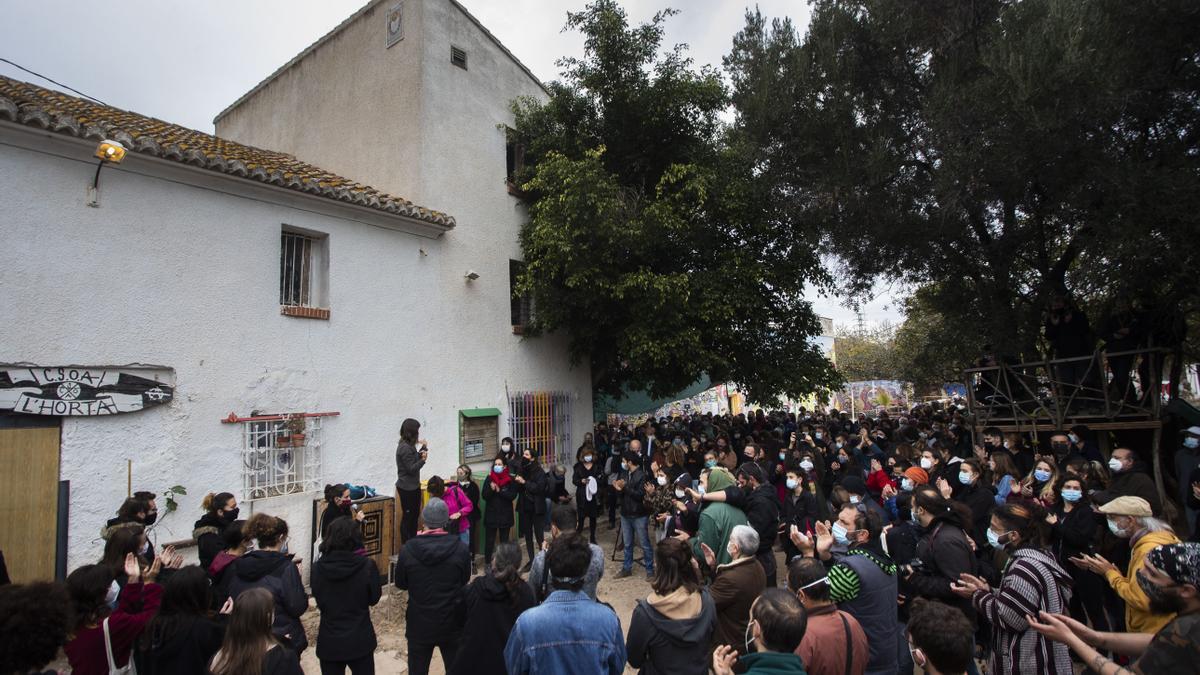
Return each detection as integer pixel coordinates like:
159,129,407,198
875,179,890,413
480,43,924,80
0,0,902,328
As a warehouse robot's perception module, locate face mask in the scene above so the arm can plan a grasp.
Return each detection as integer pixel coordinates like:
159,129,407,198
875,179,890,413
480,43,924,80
502,443,511,452
849,495,860,505
460,480,470,486
143,511,158,526
705,459,717,469
987,528,1009,549
920,457,933,470
832,522,852,546
838,455,849,464
910,508,920,524
139,541,150,556
657,476,667,486
901,478,915,492
1061,489,1082,502
223,507,240,521
583,455,593,463
958,471,973,485
1003,441,1011,449
697,485,706,496
675,489,685,499
786,478,799,490
814,432,823,440
1051,442,1069,453
1068,433,1079,444
1185,437,1200,449
280,539,289,555
1107,519,1129,538
1108,457,1123,472
779,452,787,460
493,465,504,474
1034,469,1052,482
800,459,814,471
744,619,758,653
835,441,844,449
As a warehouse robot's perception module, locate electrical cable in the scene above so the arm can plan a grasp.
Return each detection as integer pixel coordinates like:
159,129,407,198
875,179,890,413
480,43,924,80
0,56,109,106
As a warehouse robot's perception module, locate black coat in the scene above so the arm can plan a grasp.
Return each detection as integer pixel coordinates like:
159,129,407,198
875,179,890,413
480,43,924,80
448,573,536,675
320,503,354,540
1101,464,1163,516
394,532,470,642
516,462,549,515
310,551,382,661
1050,502,1097,563
191,513,228,572
134,615,225,675
958,481,997,549
723,484,779,554
224,551,308,652
482,475,518,529
461,479,482,529
619,468,651,518
906,519,978,629
261,644,305,675
572,461,606,516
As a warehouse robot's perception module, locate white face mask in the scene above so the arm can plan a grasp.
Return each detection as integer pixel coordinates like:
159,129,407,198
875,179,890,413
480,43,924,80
800,459,814,471
675,489,686,499
105,580,120,606
657,476,667,486
920,457,934,470
1108,457,1124,471
901,478,915,492
502,443,512,452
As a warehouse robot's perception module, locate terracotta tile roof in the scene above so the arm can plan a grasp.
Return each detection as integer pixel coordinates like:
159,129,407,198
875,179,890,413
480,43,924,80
0,76,455,229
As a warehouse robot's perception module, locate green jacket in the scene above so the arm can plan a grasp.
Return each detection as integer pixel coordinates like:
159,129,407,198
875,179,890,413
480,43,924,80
740,652,808,674
695,501,749,566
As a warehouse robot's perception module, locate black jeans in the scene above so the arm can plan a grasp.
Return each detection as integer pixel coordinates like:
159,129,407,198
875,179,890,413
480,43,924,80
577,509,598,544
408,636,460,675
320,653,375,675
519,510,545,562
399,488,421,543
757,548,777,587
484,525,510,563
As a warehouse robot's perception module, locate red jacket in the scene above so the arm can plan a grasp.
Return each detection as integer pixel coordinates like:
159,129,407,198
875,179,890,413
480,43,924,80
866,469,895,501
65,581,162,675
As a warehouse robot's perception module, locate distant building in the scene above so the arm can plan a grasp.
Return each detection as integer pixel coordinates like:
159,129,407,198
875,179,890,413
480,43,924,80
0,0,591,581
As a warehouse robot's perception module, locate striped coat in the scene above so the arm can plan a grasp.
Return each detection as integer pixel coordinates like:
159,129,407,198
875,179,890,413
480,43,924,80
972,547,1073,675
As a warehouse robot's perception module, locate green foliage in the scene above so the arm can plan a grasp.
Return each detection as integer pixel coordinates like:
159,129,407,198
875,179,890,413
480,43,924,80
834,324,900,382
513,1,841,402
162,485,186,515
727,0,1200,362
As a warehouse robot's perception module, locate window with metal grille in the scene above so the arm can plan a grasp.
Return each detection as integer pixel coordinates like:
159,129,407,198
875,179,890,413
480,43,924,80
280,228,329,318
451,45,468,70
508,391,572,467
509,260,532,332
505,127,525,189
235,413,334,501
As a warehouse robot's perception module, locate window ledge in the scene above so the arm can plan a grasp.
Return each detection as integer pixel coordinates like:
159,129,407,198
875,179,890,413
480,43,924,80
281,305,330,320
506,180,528,199
512,325,525,335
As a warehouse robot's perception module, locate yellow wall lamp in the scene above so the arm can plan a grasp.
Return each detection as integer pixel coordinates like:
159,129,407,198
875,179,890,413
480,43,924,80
87,139,126,207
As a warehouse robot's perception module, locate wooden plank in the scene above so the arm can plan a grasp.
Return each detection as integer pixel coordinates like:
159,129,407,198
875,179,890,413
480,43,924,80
0,427,60,582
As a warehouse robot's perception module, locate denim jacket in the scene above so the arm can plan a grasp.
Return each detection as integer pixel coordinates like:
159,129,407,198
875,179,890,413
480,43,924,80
504,590,626,674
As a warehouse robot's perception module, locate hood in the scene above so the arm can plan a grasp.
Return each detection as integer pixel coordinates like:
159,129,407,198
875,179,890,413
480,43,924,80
234,550,291,581
101,518,140,540
477,572,516,601
314,550,369,581
209,551,238,577
1132,529,1179,552
739,652,807,674
406,532,463,566
192,512,225,538
1012,548,1073,586
638,588,714,643
707,467,736,492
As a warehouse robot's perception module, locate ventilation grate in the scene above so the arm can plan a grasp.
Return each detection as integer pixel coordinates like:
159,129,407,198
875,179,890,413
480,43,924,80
451,46,468,70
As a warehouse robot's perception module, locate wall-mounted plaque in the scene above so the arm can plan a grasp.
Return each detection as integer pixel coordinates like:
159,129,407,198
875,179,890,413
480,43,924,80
385,2,404,48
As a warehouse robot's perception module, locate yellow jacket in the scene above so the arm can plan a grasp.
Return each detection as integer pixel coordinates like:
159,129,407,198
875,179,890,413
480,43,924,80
1104,529,1180,634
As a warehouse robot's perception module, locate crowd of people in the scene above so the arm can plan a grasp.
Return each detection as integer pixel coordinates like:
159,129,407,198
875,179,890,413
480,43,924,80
2,411,1199,675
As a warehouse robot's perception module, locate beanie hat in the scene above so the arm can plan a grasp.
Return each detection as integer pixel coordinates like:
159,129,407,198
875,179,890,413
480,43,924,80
422,497,449,529
903,467,930,485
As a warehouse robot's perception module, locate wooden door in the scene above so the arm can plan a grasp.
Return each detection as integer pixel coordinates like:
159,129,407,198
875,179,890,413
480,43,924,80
0,426,61,582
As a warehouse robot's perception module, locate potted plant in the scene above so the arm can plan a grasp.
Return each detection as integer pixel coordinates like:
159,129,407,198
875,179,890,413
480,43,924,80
276,414,306,447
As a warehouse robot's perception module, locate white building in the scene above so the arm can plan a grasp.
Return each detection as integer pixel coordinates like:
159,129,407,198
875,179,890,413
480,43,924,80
0,0,592,582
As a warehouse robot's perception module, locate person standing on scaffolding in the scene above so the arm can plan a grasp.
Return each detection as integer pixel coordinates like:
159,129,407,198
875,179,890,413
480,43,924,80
1044,295,1096,409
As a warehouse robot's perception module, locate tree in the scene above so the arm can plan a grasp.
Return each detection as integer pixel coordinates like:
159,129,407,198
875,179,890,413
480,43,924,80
512,1,841,402
833,323,900,382
726,0,1200,363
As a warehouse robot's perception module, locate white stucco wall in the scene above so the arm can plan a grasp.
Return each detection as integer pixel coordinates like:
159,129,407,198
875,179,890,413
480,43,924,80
0,126,591,575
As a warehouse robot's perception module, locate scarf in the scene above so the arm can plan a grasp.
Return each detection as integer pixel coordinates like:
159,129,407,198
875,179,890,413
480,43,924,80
489,467,513,488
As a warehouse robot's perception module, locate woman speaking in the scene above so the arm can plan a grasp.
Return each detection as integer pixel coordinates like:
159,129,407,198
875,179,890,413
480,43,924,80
396,418,428,543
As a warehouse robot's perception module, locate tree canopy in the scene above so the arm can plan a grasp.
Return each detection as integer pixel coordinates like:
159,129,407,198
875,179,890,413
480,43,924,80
511,1,840,402
726,0,1200,362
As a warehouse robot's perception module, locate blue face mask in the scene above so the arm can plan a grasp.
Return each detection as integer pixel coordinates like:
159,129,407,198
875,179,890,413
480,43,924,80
1061,489,1082,503
705,459,718,469
958,471,973,485
1185,437,1200,449
493,465,504,474
1034,469,1052,482
786,478,799,490
832,522,851,546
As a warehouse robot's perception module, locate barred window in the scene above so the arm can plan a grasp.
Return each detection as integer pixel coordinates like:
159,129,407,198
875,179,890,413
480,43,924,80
507,391,572,467
280,228,329,319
